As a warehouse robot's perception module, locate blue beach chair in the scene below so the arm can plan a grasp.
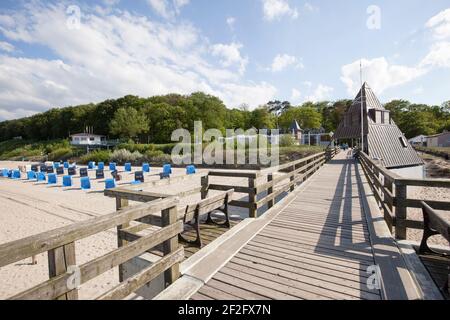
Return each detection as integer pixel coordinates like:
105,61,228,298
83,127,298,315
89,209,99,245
48,173,57,185
98,162,105,170
63,175,72,187
12,170,21,179
27,171,36,180
54,162,60,169
36,172,46,182
186,165,196,175
125,163,132,172
1,169,9,177
64,162,69,169
142,163,150,173
104,178,116,190
109,163,116,171
160,164,172,179
80,177,91,190
88,162,96,170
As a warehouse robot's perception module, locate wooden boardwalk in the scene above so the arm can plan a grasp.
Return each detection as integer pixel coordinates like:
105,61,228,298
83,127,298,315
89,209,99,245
182,152,419,300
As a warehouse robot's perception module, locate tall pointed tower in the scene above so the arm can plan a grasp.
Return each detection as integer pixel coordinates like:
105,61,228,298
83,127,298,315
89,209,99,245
334,83,423,169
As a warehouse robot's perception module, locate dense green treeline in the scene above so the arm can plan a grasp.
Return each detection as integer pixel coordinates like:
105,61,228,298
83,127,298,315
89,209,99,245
0,92,449,143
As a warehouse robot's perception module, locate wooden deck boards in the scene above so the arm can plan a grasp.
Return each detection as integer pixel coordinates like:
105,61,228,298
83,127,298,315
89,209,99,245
191,153,384,300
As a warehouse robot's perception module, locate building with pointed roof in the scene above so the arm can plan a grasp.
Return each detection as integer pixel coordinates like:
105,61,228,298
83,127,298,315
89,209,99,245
334,83,423,170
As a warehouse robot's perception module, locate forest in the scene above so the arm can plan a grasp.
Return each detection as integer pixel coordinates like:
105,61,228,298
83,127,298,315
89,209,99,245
0,92,449,144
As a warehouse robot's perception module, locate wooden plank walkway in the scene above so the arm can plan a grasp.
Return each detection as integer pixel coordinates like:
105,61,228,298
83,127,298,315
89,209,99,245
186,152,417,300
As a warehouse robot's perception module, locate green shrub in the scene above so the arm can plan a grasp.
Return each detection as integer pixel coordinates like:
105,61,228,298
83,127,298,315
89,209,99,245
116,143,156,154
80,150,111,164
109,149,144,164
48,147,73,161
279,134,296,147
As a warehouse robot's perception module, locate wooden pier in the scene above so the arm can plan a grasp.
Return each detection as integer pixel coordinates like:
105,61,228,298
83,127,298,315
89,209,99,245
159,151,434,300
1,148,448,300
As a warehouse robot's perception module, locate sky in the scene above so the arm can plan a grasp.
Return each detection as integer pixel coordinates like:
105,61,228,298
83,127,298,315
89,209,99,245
0,0,449,121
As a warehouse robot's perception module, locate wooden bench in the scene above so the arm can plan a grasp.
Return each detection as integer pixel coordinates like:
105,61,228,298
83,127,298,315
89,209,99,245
178,189,234,248
419,201,449,293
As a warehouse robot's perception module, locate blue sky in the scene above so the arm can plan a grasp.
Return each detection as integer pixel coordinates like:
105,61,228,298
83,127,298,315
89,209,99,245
0,0,449,121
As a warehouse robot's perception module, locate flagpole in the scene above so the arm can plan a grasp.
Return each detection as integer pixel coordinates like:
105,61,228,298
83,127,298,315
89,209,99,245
360,60,364,153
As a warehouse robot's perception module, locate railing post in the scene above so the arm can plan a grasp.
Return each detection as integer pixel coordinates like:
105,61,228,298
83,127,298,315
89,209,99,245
201,174,209,200
384,175,394,233
162,204,180,287
267,174,274,209
116,196,129,282
47,242,78,300
290,164,296,192
395,181,407,240
248,177,257,218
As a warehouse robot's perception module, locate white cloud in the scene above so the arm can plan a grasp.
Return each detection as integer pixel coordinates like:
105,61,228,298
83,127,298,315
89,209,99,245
226,17,236,30
341,57,426,96
146,0,189,19
304,84,333,102
0,2,276,120
270,54,303,72
425,8,450,40
0,41,14,52
420,41,450,68
262,0,298,21
211,42,248,75
341,9,450,97
291,88,301,103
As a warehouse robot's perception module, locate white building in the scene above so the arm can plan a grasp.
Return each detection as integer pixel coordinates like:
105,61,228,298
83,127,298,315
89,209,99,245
408,135,427,146
70,133,107,146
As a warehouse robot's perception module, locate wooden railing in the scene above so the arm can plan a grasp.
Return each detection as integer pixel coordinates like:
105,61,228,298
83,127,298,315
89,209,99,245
0,197,183,300
359,151,450,240
207,147,340,218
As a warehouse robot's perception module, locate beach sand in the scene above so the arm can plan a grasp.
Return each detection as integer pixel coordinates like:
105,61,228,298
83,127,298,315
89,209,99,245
0,161,256,299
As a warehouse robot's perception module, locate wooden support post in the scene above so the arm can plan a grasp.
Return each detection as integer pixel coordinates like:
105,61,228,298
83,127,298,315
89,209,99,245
161,205,180,287
267,174,274,209
290,165,296,192
395,182,408,240
201,174,209,200
116,196,129,282
47,242,78,300
384,176,394,233
248,177,257,218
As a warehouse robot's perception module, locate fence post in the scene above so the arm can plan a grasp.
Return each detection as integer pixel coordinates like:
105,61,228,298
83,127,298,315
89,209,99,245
116,196,129,282
248,177,257,218
162,204,180,287
47,242,78,300
395,181,407,240
384,175,394,233
201,174,209,200
267,174,274,209
290,164,296,192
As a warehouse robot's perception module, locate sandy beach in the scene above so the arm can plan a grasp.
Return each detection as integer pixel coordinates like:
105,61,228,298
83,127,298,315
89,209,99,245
0,160,257,299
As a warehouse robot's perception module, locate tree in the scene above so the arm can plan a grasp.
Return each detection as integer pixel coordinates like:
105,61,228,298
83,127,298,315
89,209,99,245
109,107,148,140
250,107,276,129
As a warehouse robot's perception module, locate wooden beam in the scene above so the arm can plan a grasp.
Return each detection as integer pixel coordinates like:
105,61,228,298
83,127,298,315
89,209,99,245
97,247,184,300
47,242,78,300
11,222,183,300
0,197,179,267
162,205,180,287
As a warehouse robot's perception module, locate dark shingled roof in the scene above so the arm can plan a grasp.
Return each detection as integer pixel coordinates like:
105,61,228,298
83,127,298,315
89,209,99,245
334,83,423,169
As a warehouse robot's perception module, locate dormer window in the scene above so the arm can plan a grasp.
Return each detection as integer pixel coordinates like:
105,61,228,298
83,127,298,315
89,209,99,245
399,136,408,148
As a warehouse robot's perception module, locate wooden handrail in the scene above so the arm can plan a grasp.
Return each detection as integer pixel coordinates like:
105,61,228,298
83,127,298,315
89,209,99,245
358,150,450,240
0,196,179,267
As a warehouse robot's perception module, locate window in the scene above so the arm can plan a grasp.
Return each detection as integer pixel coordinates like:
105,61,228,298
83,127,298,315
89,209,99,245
375,111,382,123
90,137,95,141
399,136,408,148
383,112,390,124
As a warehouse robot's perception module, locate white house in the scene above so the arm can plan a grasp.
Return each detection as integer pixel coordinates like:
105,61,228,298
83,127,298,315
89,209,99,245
408,135,427,146
70,133,107,146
